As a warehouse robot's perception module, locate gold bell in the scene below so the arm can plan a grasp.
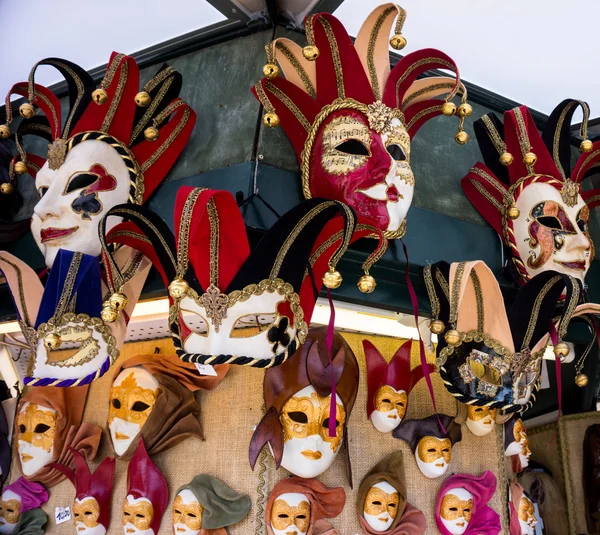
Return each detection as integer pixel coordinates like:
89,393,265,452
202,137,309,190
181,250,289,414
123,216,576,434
168,278,189,300
357,274,376,294
523,152,537,166
302,45,320,61
0,183,13,195
441,102,456,116
144,126,160,141
14,161,27,175
263,112,280,128
445,329,461,346
109,292,128,312
553,341,569,360
101,304,119,324
19,103,35,119
44,332,62,351
0,125,10,139
322,269,342,289
429,319,445,335
135,91,151,107
262,63,279,79
455,130,469,145
389,34,407,50
508,204,520,220
580,139,593,152
575,373,589,387
457,103,473,117
92,88,108,105
499,152,514,166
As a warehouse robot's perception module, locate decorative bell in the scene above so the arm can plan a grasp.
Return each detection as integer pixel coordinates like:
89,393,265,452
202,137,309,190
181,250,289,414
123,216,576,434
92,88,108,105
444,329,461,346
322,269,342,289
302,45,320,61
499,152,514,166
101,304,119,324
575,373,588,387
441,102,456,116
263,112,280,128
168,278,189,300
0,125,10,140
580,139,593,152
19,103,35,119
357,274,376,294
553,341,569,360
0,183,13,195
14,161,27,175
109,292,128,312
455,131,469,145
429,319,445,335
144,126,160,142
508,204,520,220
262,63,279,79
135,91,152,107
44,333,62,351
523,152,537,166
389,34,407,50
457,103,473,117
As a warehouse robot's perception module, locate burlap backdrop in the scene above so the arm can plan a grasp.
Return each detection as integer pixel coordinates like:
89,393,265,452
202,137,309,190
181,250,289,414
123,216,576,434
9,333,509,534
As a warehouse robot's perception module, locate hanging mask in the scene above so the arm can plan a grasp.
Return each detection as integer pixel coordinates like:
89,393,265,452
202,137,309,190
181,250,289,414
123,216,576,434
364,339,432,433
1,54,195,268
16,402,57,477
0,478,48,535
509,482,538,535
101,188,385,368
393,415,461,479
250,327,359,483
466,406,497,437
173,475,250,535
462,101,599,286
253,4,469,239
436,472,500,535
504,417,531,473
266,477,345,535
52,449,115,535
357,452,425,535
123,440,168,535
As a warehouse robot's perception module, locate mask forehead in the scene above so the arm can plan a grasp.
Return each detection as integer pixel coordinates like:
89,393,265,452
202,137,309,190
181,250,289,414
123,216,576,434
74,497,101,528
417,436,452,463
123,495,153,531
173,492,203,532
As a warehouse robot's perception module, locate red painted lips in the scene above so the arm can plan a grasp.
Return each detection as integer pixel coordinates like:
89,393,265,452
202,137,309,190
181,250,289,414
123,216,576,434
40,226,79,243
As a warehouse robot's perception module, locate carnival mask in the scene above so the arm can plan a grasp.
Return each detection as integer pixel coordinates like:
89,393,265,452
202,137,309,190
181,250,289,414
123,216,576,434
0,491,21,534
371,387,407,433
416,436,452,479
123,496,154,535
172,490,203,535
439,488,473,535
270,493,310,535
279,385,346,479
466,405,497,437
517,495,537,535
17,402,57,477
74,497,105,535
504,418,531,470
363,482,399,532
108,367,161,456
0,477,49,535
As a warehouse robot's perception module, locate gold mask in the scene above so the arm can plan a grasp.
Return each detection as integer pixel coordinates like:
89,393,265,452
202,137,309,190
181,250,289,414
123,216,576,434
467,405,497,422
271,499,311,533
363,486,399,519
280,391,346,453
73,498,101,529
440,494,473,522
172,495,203,531
0,499,21,525
374,386,407,419
417,437,452,464
108,372,160,427
513,419,531,455
123,499,154,531
518,496,536,524
17,403,57,453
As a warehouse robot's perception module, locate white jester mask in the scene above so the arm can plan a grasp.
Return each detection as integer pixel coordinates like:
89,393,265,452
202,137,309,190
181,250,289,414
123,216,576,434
0,490,21,535
270,493,310,535
466,405,497,437
440,488,473,535
370,386,407,434
172,490,203,535
73,497,106,535
363,481,399,532
518,495,537,535
108,367,160,457
123,496,154,535
504,419,531,470
16,402,57,477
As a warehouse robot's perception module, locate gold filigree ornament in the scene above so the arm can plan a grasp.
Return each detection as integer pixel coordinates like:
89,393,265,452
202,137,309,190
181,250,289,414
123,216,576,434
366,100,404,135
199,284,229,333
47,138,68,170
560,179,579,208
436,329,511,370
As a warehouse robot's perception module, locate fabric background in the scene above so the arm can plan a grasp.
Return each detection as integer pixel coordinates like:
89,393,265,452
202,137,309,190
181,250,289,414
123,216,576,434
8,333,509,534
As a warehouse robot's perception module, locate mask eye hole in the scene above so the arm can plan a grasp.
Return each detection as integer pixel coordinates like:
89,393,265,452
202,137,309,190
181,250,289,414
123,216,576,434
372,501,382,506
577,218,587,232
37,186,48,199
111,399,121,409
537,215,562,230
464,508,471,513
64,172,98,194
230,313,276,338
381,398,391,403
449,507,458,512
288,411,308,424
174,510,181,515
442,448,450,453
427,448,436,453
33,424,50,433
475,408,483,412
396,401,405,407
124,512,131,517
130,401,150,412
296,515,306,519
334,139,369,156
322,418,340,429
278,514,289,519
187,513,196,518
18,424,26,434
387,143,406,161
388,503,396,508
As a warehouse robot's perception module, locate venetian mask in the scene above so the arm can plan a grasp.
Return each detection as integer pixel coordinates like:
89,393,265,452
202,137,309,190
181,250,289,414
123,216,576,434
74,496,106,535
363,481,399,532
172,490,203,535
108,367,160,456
0,490,21,535
466,405,497,437
31,140,131,268
279,385,346,479
518,495,537,535
370,386,407,433
16,401,57,476
123,496,155,535
270,493,310,535
439,488,473,535
505,419,531,469
416,436,452,479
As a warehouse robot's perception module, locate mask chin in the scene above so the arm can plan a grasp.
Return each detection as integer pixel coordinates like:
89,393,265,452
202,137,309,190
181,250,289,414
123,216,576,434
466,417,495,436
18,441,54,476
364,512,393,532
109,418,140,456
518,519,535,535
77,524,106,535
0,521,16,535
415,453,448,479
280,435,339,479
173,525,199,535
440,517,469,535
370,410,401,433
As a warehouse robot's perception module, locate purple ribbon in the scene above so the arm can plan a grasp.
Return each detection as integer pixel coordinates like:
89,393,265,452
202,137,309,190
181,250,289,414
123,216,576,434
326,288,337,438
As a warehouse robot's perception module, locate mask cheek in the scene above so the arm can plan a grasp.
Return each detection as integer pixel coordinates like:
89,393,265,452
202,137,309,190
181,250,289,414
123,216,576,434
370,410,401,433
416,453,448,479
280,436,338,478
18,441,54,476
109,418,141,456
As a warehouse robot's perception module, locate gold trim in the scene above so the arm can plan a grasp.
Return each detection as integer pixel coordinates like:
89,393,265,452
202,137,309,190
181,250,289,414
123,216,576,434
513,107,534,174
424,265,439,318
449,261,466,326
176,188,205,279
395,57,456,109
275,42,316,99
366,5,396,100
470,269,484,333
264,81,311,131
480,115,506,155
130,76,175,144
318,17,345,99
207,199,220,287
101,60,128,133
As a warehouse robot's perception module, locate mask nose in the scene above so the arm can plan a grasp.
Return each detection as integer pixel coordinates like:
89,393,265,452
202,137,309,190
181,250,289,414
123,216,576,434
569,229,592,252
33,189,61,221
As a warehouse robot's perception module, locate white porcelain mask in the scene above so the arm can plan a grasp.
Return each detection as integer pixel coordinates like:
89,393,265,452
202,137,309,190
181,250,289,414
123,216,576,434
270,492,310,535
0,490,21,535
32,139,130,268
370,386,406,433
513,181,592,283
108,367,160,456
123,495,154,535
505,420,531,470
73,496,106,535
278,385,346,479
415,436,451,479
172,489,203,535
440,487,473,535
518,496,537,535
465,405,497,437
363,481,399,532
16,402,57,476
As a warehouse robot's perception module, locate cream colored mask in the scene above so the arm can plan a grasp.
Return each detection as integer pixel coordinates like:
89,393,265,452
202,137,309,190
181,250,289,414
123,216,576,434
0,490,21,535
270,493,310,535
74,496,106,535
440,488,473,535
415,436,452,479
172,490,203,535
363,481,399,532
466,405,497,437
279,385,346,479
16,402,57,476
371,387,407,433
504,419,531,470
108,367,160,456
123,496,154,535
518,495,537,535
